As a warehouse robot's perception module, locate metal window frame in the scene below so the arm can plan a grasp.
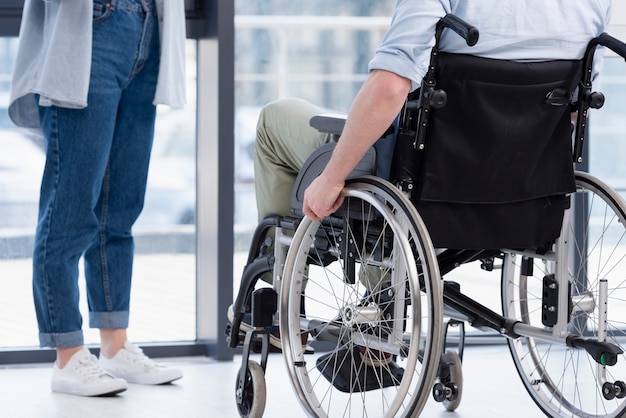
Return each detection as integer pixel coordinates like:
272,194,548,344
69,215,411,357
0,0,215,39
0,0,23,37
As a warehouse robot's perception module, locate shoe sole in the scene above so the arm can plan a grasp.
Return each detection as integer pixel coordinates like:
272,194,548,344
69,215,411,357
122,373,184,385
99,365,184,386
51,382,128,397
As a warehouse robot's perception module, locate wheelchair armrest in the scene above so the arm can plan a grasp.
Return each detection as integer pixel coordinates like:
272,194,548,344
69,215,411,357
310,113,396,138
290,142,377,216
310,113,347,136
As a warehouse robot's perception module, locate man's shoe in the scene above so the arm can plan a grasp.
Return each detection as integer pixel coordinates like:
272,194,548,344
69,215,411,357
99,342,183,385
51,347,128,397
359,346,392,367
316,346,404,393
227,305,283,351
227,304,314,354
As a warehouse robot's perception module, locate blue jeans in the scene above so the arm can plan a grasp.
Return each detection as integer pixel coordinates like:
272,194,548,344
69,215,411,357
34,0,160,348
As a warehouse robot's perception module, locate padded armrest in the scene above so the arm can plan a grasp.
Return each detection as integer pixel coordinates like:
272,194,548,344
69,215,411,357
310,113,395,137
310,114,347,136
290,142,377,216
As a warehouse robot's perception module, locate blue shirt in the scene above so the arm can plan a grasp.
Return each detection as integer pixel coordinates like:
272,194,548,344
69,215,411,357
369,0,613,91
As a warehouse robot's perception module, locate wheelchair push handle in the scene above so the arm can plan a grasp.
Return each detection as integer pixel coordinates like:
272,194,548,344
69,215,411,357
438,14,479,47
596,32,626,60
574,32,626,163
410,15,479,151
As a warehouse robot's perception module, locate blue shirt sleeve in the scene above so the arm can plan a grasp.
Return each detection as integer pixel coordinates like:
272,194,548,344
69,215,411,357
368,0,450,92
368,0,612,92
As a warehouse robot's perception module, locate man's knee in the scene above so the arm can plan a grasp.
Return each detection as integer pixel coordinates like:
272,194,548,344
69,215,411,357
256,98,296,144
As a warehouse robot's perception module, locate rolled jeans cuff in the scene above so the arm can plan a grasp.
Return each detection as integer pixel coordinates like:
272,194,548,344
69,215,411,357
89,311,129,329
39,330,84,349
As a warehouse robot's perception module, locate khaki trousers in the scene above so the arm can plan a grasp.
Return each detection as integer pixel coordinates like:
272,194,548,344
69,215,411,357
253,98,390,290
254,97,335,220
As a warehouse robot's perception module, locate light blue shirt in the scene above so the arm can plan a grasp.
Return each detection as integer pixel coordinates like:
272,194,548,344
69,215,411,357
369,0,613,91
9,0,187,130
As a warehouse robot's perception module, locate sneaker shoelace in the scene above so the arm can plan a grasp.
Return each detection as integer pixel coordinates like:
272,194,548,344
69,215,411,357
74,355,114,382
123,344,164,371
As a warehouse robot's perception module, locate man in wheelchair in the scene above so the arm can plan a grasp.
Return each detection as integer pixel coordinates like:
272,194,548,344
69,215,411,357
231,2,626,418
256,2,610,224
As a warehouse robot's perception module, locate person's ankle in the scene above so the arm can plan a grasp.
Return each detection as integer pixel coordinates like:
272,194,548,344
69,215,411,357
56,346,84,369
99,343,124,360
99,328,127,359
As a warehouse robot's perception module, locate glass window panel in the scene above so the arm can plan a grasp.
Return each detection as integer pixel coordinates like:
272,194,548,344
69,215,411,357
589,56,626,197
233,1,394,246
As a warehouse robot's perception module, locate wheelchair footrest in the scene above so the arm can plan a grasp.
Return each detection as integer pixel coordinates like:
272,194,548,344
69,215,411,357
566,336,623,366
315,347,404,393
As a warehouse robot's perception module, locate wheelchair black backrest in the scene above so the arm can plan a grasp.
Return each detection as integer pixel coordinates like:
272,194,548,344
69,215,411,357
294,16,626,251
391,53,582,250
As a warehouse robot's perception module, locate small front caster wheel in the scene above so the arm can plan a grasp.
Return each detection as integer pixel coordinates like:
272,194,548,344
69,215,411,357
603,382,617,401
615,381,626,399
432,382,447,403
235,360,267,418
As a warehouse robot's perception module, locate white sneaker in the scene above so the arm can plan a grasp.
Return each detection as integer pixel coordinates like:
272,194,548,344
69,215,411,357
99,342,183,385
51,347,128,397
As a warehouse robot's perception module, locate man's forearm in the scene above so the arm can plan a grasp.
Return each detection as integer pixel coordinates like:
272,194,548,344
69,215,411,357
322,69,411,184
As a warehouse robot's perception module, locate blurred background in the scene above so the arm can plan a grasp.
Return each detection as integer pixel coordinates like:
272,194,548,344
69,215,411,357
0,1,624,352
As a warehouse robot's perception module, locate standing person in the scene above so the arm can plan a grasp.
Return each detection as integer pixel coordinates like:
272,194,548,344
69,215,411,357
8,0,187,396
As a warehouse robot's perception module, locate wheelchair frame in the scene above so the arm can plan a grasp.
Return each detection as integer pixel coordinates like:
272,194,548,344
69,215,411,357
228,14,626,418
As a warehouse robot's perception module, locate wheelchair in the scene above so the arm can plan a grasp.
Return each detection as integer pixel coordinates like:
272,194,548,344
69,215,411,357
227,14,626,418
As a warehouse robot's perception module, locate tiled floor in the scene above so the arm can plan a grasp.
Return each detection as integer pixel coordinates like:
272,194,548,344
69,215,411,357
0,249,546,417
0,345,542,418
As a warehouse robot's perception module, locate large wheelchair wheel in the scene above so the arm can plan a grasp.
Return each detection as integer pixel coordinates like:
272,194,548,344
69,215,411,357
280,176,443,418
502,172,626,417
